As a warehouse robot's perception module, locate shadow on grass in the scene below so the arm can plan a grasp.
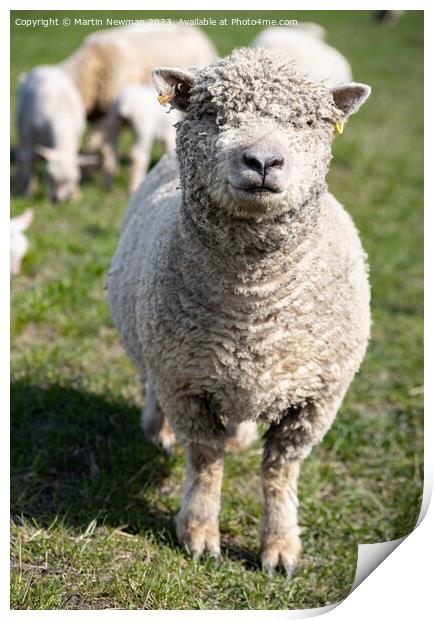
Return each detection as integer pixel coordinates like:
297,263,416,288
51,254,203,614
220,537,261,572
10,379,176,546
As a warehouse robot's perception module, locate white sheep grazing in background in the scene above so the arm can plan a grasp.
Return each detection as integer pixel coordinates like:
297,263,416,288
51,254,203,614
10,209,34,276
102,84,181,195
15,66,92,202
62,23,217,116
15,24,217,201
107,48,371,574
251,22,352,86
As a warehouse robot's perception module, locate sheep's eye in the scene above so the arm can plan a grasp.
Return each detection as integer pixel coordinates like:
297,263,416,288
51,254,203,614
200,105,217,120
306,119,314,128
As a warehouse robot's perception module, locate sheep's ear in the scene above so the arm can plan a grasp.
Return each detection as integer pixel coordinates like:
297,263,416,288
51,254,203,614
330,83,371,119
152,67,196,112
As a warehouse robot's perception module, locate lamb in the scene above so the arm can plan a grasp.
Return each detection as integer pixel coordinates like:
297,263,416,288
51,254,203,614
107,48,371,575
251,23,352,87
15,66,88,202
102,84,181,195
10,209,33,276
15,24,216,201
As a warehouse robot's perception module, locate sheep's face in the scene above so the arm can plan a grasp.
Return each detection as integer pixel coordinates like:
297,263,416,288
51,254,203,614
36,147,98,202
46,155,80,203
153,48,370,220
36,146,80,202
203,114,333,219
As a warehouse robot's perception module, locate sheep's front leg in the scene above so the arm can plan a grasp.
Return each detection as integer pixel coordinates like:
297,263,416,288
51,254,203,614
261,451,301,577
261,398,340,576
128,140,151,195
101,111,121,189
176,441,224,560
16,145,36,195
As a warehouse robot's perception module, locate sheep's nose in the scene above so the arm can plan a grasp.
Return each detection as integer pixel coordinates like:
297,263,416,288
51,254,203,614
242,149,285,177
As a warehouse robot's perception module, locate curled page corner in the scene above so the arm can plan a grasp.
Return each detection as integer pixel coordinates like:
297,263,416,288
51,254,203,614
351,537,406,592
350,473,430,594
264,476,430,619
282,601,341,618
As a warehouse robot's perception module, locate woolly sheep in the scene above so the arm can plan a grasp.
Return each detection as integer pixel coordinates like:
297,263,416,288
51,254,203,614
107,48,371,575
10,208,33,276
16,24,216,201
252,23,352,87
15,66,89,202
102,84,181,195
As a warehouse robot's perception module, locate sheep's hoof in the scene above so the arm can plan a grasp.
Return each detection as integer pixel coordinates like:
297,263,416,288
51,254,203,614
225,420,258,454
260,533,301,578
263,562,295,580
175,513,220,560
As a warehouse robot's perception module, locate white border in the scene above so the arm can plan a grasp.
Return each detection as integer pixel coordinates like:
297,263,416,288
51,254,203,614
3,1,430,617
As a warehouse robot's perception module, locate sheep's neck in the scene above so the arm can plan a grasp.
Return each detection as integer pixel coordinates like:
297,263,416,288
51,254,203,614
178,191,324,288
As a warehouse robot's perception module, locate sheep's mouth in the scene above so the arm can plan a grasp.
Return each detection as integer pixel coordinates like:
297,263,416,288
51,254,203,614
229,183,283,195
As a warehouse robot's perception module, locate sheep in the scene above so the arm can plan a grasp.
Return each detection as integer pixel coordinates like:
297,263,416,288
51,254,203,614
107,48,371,575
375,10,405,24
62,23,217,117
251,23,352,87
15,66,89,202
10,209,33,276
15,24,216,201
102,84,182,195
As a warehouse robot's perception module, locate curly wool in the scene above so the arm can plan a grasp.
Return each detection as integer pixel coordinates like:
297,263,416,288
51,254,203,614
188,48,343,128
108,48,370,453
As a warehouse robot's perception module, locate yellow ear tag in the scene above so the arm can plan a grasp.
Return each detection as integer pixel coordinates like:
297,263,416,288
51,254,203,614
157,85,176,105
333,120,345,135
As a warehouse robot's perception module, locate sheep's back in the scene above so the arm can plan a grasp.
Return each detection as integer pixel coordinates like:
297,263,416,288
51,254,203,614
252,28,352,86
63,25,217,115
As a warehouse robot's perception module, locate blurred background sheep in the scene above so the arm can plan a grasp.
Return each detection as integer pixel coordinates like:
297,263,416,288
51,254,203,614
375,10,406,25
10,208,33,276
102,84,181,194
15,66,88,201
14,23,217,202
62,23,217,116
251,22,352,86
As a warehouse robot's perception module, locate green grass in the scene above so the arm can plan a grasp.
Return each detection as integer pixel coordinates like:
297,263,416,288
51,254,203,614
10,10,423,610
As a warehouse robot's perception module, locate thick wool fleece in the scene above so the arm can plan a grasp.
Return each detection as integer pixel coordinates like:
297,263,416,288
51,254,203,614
108,48,370,458
62,24,217,115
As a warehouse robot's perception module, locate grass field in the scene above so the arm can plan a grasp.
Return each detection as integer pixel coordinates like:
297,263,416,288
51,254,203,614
10,10,424,610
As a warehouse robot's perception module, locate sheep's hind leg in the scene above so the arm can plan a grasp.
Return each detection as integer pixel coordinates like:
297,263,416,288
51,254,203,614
141,384,176,454
225,420,258,453
176,440,224,561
